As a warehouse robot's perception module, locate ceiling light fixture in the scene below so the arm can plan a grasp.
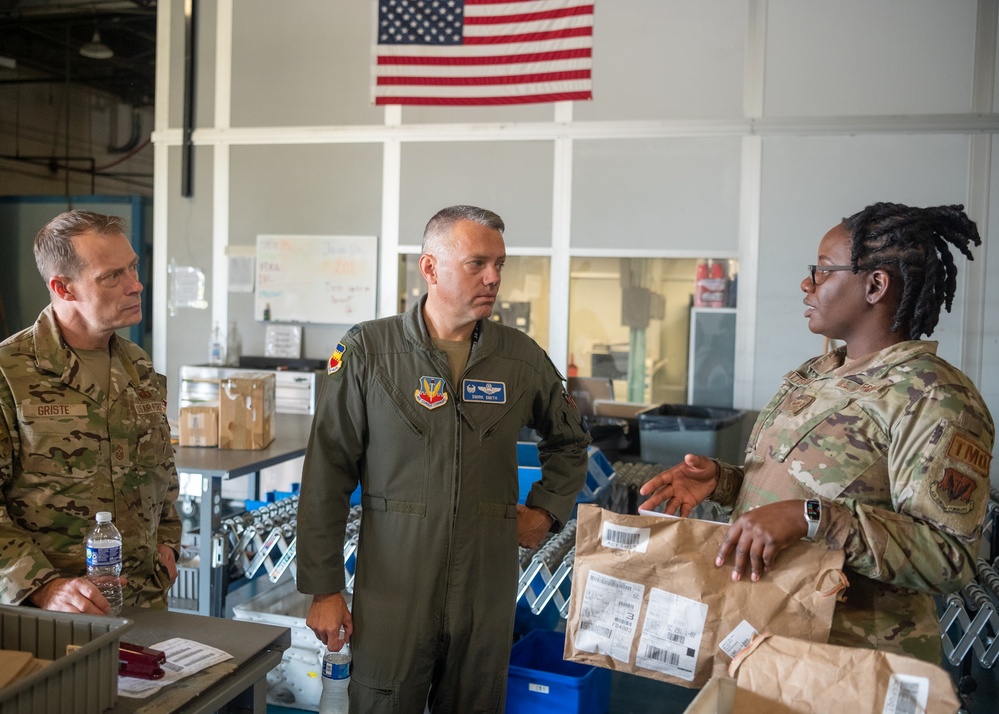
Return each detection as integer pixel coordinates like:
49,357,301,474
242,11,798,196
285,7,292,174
80,29,113,60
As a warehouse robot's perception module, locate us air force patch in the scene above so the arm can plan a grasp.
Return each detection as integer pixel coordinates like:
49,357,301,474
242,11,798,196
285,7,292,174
463,379,506,404
415,376,449,410
327,342,347,375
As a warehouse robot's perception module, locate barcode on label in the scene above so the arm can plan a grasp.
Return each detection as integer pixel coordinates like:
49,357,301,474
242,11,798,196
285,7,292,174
643,645,681,667
601,523,650,553
883,674,929,714
894,682,920,714
606,528,639,548
667,631,686,644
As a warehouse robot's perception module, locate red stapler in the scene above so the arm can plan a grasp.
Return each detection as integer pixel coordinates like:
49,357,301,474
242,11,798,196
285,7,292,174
119,641,167,679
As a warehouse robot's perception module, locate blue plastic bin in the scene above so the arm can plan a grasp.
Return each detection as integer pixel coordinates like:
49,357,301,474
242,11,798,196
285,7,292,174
506,630,610,714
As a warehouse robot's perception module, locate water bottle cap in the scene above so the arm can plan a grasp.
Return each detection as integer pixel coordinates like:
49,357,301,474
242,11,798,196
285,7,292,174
96,511,112,522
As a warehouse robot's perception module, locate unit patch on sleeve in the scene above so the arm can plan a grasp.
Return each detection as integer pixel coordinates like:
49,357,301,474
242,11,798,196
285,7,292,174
415,376,449,410
930,467,979,514
327,342,348,375
462,379,506,404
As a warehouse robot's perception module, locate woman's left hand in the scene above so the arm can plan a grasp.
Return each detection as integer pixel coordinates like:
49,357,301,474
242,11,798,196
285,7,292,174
716,500,809,582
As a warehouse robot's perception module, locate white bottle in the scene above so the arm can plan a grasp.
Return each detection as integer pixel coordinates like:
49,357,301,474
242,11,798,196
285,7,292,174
85,511,123,616
318,641,351,713
208,321,225,366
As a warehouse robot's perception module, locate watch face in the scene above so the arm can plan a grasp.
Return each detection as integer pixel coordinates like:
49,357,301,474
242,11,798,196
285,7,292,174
806,500,821,521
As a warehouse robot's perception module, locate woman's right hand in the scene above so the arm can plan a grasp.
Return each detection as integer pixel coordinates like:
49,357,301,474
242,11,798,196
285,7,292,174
637,454,719,517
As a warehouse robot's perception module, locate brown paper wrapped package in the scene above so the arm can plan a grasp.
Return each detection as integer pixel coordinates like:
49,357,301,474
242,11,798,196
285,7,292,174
727,633,961,713
564,504,846,688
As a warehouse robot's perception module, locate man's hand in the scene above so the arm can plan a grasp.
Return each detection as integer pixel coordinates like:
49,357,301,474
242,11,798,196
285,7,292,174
306,592,353,651
27,576,119,615
517,504,553,549
637,454,719,516
157,544,179,584
715,500,809,582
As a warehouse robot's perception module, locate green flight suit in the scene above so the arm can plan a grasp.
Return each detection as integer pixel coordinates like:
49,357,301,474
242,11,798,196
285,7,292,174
297,296,590,713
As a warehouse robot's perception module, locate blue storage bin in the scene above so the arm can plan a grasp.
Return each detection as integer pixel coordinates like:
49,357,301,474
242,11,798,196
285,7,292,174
506,630,610,714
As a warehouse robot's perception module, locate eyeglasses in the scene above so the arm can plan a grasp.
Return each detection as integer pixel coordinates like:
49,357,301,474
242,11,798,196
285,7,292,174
807,264,858,287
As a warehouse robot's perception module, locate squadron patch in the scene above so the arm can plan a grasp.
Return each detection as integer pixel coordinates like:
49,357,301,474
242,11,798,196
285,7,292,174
415,376,449,410
327,342,347,375
930,467,978,514
463,379,506,404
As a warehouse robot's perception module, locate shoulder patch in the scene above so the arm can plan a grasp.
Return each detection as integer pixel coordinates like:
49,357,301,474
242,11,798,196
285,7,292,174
327,342,349,375
929,467,979,514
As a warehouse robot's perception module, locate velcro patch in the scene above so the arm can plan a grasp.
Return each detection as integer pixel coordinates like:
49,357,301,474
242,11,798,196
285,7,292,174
20,401,88,418
930,468,978,514
327,342,348,375
135,401,165,414
946,433,991,477
463,379,506,404
415,376,449,410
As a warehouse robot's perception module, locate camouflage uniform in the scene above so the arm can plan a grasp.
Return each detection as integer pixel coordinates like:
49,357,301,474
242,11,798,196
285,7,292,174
712,341,994,662
0,305,181,607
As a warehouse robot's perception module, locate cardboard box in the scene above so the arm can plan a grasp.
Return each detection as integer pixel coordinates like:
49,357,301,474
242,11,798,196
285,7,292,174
178,404,219,447
219,373,275,450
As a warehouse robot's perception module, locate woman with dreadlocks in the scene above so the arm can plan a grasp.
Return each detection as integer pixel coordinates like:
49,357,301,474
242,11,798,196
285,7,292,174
639,203,994,663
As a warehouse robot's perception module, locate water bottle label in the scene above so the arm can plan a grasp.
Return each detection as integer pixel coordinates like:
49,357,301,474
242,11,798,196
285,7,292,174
322,660,350,680
86,545,122,567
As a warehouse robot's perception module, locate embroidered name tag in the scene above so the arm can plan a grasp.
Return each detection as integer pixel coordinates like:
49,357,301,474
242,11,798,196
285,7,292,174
463,379,506,404
135,401,165,415
21,401,88,418
947,433,991,477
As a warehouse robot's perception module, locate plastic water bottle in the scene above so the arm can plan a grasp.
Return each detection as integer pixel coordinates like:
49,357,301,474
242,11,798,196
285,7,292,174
85,511,123,616
208,321,225,366
319,641,351,713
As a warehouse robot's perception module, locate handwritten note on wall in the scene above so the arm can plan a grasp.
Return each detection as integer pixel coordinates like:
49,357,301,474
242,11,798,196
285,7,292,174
255,234,377,324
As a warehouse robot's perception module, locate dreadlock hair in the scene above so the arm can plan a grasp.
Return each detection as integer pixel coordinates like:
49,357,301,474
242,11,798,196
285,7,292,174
842,202,981,340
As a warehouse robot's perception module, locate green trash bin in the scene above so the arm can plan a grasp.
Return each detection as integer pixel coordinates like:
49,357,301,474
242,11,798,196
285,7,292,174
637,404,746,467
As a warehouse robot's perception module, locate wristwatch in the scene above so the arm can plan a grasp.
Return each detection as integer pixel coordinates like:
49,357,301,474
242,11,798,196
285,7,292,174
804,499,821,541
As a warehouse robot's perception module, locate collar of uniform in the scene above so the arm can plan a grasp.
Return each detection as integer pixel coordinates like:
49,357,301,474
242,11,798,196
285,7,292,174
32,304,139,402
404,293,497,355
807,340,939,380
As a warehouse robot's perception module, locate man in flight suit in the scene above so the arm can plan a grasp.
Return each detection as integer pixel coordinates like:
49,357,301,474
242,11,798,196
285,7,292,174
298,205,591,713
0,210,180,613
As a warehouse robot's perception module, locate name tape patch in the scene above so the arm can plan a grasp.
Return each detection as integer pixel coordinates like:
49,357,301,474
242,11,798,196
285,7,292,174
21,401,88,418
463,379,506,404
947,433,991,477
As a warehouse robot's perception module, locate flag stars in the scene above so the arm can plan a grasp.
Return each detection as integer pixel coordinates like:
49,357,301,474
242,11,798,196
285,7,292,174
379,0,464,45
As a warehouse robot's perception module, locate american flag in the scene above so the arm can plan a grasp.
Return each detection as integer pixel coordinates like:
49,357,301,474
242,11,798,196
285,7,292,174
374,0,594,106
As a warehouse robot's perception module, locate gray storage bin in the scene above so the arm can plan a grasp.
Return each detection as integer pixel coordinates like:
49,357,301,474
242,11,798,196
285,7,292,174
638,405,747,467
0,605,132,714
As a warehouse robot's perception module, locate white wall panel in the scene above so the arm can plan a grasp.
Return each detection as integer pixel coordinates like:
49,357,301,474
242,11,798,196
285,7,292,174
765,0,976,117
230,0,382,127
574,0,747,121
571,137,742,251
399,142,555,249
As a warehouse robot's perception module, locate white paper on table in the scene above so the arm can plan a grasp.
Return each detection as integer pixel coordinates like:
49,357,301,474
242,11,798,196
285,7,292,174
118,637,233,699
